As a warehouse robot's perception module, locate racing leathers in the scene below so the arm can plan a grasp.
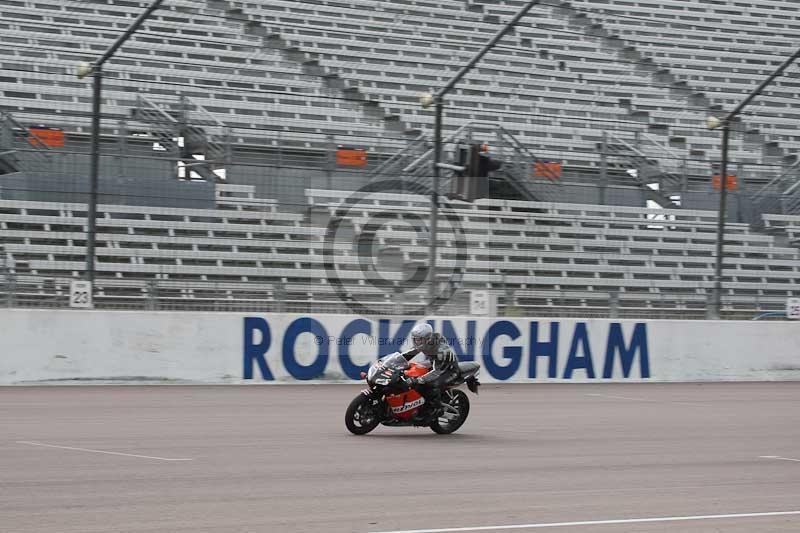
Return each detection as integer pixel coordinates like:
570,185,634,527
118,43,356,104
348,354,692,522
401,332,459,420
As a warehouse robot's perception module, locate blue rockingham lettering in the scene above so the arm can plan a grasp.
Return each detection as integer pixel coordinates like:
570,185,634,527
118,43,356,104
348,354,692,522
242,318,650,381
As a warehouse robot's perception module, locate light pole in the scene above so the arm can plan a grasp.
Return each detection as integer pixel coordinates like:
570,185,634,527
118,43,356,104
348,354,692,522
76,0,164,291
420,0,541,309
706,46,800,319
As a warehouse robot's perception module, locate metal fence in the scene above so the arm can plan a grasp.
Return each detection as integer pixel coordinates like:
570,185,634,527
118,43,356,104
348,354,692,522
0,268,792,321
2,110,799,323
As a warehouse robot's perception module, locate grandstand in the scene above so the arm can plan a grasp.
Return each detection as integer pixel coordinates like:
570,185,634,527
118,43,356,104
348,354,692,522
2,185,800,318
0,0,799,318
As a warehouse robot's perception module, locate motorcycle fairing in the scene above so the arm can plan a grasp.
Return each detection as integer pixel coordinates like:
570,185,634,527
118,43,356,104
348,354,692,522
386,389,425,420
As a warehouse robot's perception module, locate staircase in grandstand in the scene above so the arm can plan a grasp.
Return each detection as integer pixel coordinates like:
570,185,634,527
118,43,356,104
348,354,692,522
130,96,232,182
751,158,800,220
601,131,686,208
0,113,55,177
367,122,561,202
493,127,561,203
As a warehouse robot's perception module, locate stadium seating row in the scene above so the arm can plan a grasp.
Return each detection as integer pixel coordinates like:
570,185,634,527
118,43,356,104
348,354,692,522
0,0,393,141
232,0,800,165
2,0,797,178
2,186,800,316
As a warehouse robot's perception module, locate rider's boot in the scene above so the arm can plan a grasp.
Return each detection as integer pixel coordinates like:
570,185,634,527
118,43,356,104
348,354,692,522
417,387,443,423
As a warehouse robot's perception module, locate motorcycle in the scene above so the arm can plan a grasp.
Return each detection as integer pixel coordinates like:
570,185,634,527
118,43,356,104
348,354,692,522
345,352,481,435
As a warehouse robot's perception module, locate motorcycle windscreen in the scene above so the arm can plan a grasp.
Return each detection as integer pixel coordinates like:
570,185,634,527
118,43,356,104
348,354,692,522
379,353,409,370
368,353,408,381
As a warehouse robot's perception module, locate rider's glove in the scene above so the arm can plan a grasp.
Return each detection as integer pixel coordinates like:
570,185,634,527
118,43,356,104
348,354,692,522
405,376,419,388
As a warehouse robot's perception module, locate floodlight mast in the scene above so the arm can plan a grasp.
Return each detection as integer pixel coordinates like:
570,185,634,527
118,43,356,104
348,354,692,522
422,0,541,311
79,0,165,293
706,46,800,319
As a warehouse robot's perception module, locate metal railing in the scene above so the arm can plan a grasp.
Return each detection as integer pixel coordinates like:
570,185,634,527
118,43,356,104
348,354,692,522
368,133,428,181
0,271,792,320
370,121,564,201
0,112,55,174
603,131,683,207
495,126,562,202
751,158,800,216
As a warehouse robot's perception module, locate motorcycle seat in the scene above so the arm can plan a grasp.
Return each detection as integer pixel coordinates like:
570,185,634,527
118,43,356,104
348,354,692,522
457,362,479,376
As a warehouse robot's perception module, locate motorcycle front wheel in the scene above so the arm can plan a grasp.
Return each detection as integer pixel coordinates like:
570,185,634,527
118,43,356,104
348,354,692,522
345,394,381,435
430,389,470,435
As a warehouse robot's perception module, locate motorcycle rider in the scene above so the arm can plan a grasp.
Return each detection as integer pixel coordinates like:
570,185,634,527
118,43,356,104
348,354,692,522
401,322,459,422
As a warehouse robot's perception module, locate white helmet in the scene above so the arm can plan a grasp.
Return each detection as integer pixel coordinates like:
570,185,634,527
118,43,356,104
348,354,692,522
411,322,433,349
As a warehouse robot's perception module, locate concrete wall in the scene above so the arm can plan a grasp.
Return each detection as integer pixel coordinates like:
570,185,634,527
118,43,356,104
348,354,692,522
0,153,214,208
683,190,746,222
531,182,650,206
227,164,372,212
2,310,799,385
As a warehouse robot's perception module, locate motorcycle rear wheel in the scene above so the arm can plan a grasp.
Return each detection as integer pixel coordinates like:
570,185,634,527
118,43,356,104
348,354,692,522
345,394,381,435
430,389,470,435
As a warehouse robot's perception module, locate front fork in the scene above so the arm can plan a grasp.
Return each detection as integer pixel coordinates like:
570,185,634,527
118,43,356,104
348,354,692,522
360,388,385,418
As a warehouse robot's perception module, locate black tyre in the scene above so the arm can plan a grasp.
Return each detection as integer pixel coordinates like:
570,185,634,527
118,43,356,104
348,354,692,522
430,389,470,435
345,394,381,435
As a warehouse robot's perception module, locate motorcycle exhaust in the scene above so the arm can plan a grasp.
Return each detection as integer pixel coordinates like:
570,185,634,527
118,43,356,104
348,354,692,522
466,378,480,395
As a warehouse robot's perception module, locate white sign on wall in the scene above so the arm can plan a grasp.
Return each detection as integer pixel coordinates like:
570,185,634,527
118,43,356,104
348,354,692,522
787,298,800,320
69,281,93,309
2,311,800,385
470,290,497,316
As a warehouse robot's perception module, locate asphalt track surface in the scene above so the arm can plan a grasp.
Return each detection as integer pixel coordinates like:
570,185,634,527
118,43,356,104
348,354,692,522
2,383,800,533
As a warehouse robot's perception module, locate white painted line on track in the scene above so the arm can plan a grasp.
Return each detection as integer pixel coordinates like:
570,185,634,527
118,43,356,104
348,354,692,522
585,393,648,402
17,441,193,462
760,455,800,463
368,510,800,533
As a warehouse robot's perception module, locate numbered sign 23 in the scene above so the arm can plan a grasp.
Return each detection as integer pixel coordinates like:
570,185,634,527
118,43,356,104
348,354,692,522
70,281,93,309
470,290,497,316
